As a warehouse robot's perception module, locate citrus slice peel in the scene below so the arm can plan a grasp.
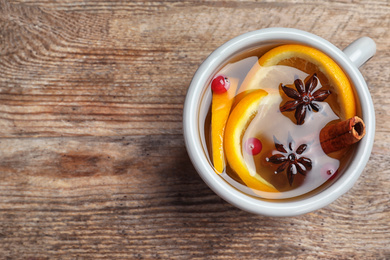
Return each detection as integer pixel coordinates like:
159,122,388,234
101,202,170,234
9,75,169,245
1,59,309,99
224,89,278,193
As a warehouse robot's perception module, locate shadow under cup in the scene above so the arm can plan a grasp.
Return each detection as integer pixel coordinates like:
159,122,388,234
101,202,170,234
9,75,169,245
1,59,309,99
184,28,375,216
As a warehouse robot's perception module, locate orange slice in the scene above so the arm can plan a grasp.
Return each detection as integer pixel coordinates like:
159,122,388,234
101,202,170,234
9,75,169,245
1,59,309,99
211,78,239,173
224,89,278,192
231,89,256,109
239,44,356,121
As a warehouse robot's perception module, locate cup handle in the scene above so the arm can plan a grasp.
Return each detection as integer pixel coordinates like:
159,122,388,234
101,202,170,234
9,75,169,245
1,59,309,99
342,37,376,68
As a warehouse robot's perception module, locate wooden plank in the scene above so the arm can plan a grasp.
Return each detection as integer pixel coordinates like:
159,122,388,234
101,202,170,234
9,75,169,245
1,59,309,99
0,0,389,259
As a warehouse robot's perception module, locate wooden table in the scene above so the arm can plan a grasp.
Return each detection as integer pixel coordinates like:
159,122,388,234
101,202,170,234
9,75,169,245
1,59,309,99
1,0,389,258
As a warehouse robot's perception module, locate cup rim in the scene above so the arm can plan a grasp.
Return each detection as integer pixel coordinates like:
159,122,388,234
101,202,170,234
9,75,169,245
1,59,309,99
183,28,375,216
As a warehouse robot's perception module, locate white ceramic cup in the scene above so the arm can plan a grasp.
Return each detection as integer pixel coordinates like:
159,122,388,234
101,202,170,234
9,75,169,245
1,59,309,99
183,28,376,217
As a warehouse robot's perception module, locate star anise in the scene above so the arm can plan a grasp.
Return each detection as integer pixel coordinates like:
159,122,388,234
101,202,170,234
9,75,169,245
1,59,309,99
280,73,331,125
266,139,312,186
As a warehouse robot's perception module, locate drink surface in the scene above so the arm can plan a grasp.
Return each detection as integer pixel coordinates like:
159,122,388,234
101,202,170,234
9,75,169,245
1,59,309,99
204,46,356,200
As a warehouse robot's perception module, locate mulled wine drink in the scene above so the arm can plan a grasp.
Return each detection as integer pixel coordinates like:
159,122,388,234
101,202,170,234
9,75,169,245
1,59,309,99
203,44,365,200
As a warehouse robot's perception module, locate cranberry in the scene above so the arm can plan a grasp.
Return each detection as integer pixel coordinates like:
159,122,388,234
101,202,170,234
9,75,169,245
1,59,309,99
328,170,339,180
321,164,339,180
211,75,230,94
244,138,262,155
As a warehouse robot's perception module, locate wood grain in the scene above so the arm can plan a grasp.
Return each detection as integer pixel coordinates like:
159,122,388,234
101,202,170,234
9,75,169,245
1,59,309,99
1,0,389,259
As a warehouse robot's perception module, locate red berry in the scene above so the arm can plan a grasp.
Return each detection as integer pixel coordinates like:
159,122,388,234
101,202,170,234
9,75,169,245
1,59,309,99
321,164,339,180
328,169,339,180
211,75,230,94
244,138,262,155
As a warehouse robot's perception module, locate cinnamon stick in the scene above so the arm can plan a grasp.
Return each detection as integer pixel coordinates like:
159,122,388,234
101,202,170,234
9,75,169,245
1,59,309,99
320,116,366,154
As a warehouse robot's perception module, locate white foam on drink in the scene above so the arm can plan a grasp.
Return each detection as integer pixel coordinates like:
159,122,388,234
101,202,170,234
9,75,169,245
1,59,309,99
220,62,340,199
